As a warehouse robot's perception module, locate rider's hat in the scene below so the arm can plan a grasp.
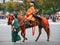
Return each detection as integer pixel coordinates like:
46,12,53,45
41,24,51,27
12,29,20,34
30,3,34,6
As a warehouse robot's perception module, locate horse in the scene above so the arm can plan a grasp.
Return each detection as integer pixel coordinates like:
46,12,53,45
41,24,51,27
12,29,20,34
7,13,50,42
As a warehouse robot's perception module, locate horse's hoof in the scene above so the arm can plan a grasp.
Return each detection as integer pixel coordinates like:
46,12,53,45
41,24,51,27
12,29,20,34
25,38,28,40
22,40,25,42
35,40,37,42
22,41,25,42
47,40,49,41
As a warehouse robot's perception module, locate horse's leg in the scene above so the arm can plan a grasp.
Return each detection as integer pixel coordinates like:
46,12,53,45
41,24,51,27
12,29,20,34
35,26,42,42
21,29,27,42
21,30,26,42
21,32,25,42
44,27,50,41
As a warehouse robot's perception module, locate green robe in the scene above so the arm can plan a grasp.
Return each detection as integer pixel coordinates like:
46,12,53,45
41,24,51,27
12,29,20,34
12,18,21,42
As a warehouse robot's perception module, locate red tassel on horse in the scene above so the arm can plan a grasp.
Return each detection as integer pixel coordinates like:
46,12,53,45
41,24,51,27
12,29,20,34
32,27,35,36
32,21,36,36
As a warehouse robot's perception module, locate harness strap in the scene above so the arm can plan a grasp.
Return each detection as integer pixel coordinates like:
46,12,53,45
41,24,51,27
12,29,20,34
19,18,25,24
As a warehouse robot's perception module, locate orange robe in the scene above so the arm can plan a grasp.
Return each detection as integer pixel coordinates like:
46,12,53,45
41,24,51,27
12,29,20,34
26,6,36,36
26,6,35,21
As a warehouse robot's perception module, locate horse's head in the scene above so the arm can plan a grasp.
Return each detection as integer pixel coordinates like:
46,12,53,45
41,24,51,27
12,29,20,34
17,14,25,24
7,14,14,25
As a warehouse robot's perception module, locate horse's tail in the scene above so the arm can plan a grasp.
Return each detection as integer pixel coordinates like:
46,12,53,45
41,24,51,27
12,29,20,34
33,15,50,29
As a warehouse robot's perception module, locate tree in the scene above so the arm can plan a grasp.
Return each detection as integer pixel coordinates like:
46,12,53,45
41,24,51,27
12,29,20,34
42,0,60,14
10,0,13,1
12,2,20,11
0,3,2,11
5,2,13,12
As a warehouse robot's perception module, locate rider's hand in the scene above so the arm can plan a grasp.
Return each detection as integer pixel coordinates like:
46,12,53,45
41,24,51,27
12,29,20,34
25,15,27,18
32,12,36,15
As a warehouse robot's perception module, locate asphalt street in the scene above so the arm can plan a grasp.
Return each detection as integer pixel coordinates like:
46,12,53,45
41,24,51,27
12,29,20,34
0,19,60,45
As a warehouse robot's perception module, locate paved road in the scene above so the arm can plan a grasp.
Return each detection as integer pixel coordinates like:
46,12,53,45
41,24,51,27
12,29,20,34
0,19,60,45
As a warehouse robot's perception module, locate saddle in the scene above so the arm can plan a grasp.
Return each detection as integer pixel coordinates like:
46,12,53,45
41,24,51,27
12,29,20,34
24,20,35,27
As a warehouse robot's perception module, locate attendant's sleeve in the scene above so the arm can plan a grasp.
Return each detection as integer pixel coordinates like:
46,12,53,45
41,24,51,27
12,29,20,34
12,20,14,25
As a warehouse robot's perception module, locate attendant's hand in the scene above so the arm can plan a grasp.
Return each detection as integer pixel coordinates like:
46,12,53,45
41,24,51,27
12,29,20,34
14,28,16,31
11,26,14,29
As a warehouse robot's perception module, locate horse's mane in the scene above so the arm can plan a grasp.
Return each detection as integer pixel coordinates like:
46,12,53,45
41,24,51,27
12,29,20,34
33,15,42,21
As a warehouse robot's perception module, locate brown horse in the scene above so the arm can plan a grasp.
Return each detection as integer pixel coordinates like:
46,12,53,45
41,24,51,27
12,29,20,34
7,13,50,42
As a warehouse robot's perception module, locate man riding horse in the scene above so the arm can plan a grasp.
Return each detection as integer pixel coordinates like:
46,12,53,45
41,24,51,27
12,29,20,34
25,2,36,35
25,2,36,25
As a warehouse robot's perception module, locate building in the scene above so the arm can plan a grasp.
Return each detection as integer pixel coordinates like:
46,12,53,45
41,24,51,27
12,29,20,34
0,0,24,3
0,0,10,3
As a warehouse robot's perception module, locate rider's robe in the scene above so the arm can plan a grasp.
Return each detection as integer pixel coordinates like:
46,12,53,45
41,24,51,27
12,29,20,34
12,18,21,42
26,6,35,21
25,6,36,36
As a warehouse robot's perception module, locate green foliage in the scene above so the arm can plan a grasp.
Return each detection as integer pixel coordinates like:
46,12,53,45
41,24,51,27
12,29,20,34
42,8,53,15
0,3,2,11
5,2,13,12
34,1,40,9
12,2,20,11
42,0,60,14
23,2,30,11
0,0,60,15
0,3,5,11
